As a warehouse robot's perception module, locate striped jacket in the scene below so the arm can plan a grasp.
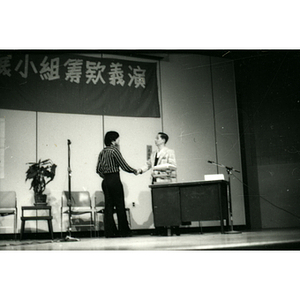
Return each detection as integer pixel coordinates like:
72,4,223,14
96,145,136,178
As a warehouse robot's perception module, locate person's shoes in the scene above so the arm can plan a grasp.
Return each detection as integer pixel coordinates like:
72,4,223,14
171,226,180,236
160,229,168,236
105,232,120,238
150,232,159,236
120,231,132,237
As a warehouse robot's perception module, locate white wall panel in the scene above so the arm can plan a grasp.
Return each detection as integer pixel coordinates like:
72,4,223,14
37,112,103,232
211,57,245,225
160,54,245,226
160,54,217,183
0,109,36,233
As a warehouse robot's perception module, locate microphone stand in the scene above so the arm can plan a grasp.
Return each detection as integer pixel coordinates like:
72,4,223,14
64,139,80,242
207,160,241,234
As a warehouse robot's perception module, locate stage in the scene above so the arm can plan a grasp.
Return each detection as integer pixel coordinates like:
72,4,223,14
1,228,300,250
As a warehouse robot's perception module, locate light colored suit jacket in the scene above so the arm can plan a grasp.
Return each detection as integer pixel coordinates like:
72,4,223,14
141,146,177,183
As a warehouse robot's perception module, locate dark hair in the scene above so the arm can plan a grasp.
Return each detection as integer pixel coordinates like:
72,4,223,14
104,131,119,146
158,132,169,144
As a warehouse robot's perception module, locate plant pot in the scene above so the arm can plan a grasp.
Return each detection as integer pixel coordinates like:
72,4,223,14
34,194,47,206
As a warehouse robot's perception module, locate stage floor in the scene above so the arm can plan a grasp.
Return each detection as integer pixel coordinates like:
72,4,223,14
1,228,300,250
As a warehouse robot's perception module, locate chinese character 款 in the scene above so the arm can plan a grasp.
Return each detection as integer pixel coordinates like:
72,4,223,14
108,62,125,86
86,61,106,84
64,59,83,83
128,65,146,88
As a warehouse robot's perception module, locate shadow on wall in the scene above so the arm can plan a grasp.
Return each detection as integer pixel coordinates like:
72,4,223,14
46,189,60,229
123,181,129,199
130,191,154,229
123,181,154,229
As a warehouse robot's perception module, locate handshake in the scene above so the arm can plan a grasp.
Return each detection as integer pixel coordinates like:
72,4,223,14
134,169,143,176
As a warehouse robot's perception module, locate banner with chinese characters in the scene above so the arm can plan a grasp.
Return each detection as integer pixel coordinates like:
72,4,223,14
0,53,160,117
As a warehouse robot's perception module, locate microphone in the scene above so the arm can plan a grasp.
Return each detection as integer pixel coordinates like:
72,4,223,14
68,139,71,145
208,160,240,173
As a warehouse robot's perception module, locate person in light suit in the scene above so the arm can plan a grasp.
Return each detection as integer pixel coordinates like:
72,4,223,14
138,132,177,184
137,132,179,236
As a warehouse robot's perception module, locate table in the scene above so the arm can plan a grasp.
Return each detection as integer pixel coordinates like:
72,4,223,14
20,206,54,240
150,180,229,233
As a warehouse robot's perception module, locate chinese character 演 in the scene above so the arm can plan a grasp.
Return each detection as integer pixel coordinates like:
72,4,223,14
128,65,146,88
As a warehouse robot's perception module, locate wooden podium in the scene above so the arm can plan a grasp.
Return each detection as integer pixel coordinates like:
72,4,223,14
150,180,229,233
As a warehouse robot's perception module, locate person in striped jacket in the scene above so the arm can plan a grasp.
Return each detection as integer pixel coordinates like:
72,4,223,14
96,131,138,238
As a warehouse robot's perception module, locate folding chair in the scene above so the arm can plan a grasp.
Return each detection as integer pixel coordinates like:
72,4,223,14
0,191,18,240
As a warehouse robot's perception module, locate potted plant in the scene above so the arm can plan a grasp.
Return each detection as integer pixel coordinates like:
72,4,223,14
25,159,57,205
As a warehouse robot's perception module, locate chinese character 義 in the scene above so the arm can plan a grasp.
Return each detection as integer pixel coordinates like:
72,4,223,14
108,62,125,86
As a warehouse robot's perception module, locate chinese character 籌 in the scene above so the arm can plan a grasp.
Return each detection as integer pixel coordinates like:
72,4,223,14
64,59,83,83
